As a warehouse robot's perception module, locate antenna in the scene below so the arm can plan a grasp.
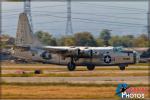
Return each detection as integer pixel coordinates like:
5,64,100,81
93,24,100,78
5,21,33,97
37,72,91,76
65,0,73,35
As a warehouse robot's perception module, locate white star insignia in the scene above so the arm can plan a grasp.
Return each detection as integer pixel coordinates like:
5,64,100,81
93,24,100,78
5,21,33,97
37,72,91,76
105,56,110,62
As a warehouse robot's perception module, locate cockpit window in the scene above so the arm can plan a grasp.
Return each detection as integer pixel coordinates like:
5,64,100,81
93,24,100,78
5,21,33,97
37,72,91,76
113,47,123,52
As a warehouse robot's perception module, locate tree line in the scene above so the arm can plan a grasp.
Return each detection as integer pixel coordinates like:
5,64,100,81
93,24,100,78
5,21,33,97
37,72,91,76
1,29,149,48
35,29,149,47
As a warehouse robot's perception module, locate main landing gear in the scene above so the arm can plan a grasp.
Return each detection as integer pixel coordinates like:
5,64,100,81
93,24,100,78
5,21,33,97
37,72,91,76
86,63,95,71
67,57,76,71
119,64,128,71
67,57,95,71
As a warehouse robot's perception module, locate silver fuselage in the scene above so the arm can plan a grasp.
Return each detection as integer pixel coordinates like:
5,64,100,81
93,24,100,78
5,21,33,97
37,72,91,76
13,46,139,66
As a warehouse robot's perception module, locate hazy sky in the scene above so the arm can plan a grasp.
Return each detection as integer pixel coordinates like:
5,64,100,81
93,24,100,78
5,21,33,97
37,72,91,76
2,1,148,37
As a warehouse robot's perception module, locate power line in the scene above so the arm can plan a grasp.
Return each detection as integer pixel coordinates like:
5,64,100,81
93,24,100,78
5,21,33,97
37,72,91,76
78,2,147,12
2,3,147,34
2,11,146,21
34,20,66,25
3,2,146,13
27,13,145,27
2,4,66,13
3,11,146,26
32,11,145,20
24,0,34,33
66,0,73,35
2,20,66,28
72,12,145,20
73,20,146,28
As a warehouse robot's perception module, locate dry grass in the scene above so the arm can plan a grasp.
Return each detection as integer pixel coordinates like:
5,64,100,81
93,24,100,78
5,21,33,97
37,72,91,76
1,67,149,71
1,62,149,99
1,71,149,77
1,85,116,99
1,62,149,68
35,72,149,77
1,85,149,99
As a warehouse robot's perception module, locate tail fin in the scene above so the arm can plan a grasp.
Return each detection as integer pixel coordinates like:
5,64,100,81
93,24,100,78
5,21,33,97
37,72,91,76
15,13,41,47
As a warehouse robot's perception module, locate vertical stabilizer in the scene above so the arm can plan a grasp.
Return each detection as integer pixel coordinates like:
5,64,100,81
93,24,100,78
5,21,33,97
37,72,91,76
16,13,41,47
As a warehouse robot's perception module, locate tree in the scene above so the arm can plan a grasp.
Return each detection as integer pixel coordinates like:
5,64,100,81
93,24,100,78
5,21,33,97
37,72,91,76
59,36,75,46
133,34,149,47
100,29,111,46
96,38,104,46
110,36,122,46
35,31,57,46
0,34,15,48
110,35,134,47
140,48,150,58
74,32,97,46
50,38,57,46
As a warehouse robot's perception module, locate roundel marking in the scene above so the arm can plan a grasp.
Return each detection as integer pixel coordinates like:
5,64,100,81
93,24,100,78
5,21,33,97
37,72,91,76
104,55,111,63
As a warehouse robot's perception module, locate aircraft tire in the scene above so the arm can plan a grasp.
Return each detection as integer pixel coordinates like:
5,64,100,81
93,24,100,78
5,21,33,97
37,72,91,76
67,62,76,71
119,64,126,70
87,64,95,71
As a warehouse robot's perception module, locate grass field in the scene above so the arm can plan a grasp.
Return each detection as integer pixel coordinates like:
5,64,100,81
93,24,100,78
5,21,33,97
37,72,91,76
1,85,117,99
1,84,149,99
1,82,149,99
1,71,149,77
1,62,149,99
1,64,149,77
1,66,149,71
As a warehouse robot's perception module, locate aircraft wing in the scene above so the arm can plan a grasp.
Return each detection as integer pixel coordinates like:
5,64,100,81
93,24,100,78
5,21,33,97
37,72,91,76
40,46,80,57
41,46,94,58
41,46,69,53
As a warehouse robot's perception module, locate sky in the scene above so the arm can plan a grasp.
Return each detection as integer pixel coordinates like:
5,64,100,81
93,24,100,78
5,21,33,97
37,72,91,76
2,1,148,37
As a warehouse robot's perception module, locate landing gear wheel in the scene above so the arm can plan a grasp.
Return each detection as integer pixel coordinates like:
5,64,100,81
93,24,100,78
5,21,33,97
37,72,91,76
67,62,76,71
87,64,95,71
119,64,126,71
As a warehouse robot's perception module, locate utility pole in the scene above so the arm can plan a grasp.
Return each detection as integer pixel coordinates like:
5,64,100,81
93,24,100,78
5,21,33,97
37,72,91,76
148,0,150,42
24,0,34,33
65,0,73,35
24,0,41,46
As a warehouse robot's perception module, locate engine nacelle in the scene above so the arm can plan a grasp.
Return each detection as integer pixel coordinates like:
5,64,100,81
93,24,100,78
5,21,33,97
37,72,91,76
65,48,80,57
65,48,93,58
40,51,52,60
79,49,93,58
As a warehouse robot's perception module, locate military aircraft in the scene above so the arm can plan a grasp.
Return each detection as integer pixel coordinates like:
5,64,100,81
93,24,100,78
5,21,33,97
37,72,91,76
12,13,139,71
